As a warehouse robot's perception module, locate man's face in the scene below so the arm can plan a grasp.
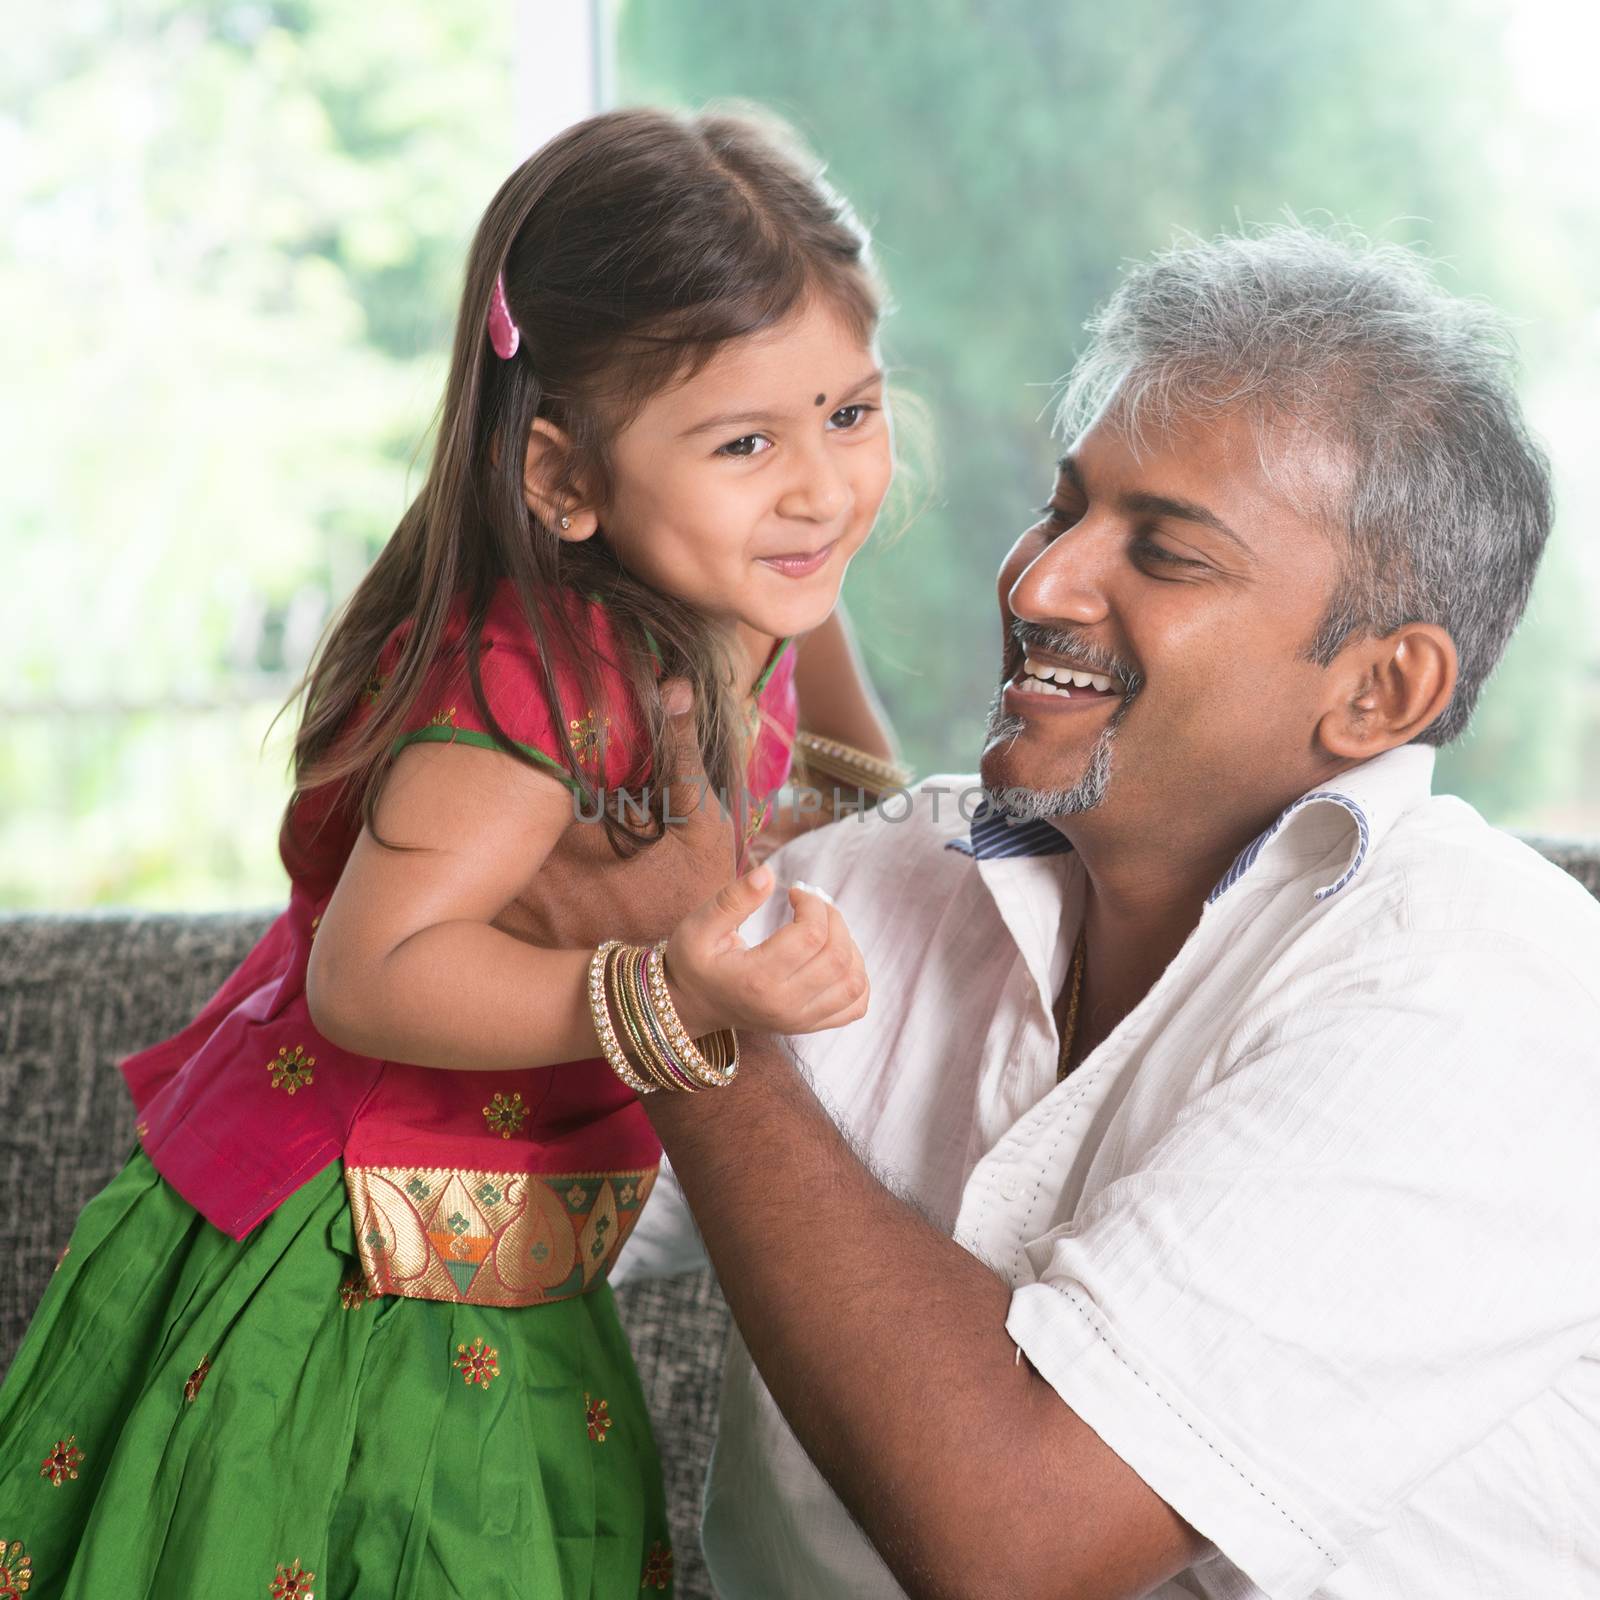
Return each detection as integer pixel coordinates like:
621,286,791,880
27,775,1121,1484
981,405,1350,840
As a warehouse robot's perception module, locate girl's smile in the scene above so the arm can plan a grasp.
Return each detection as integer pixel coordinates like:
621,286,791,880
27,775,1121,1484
757,539,840,578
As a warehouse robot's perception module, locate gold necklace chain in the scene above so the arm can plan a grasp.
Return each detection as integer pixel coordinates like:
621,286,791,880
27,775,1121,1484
1056,927,1087,1083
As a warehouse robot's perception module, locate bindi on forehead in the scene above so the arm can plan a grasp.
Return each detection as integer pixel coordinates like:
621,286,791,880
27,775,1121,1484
814,393,826,406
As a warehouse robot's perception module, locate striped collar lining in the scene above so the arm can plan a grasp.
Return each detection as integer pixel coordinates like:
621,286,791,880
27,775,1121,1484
948,788,1373,902
947,801,1076,862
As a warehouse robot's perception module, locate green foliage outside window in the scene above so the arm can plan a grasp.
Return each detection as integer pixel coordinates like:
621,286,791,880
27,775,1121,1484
3,1,513,905
3,0,1596,907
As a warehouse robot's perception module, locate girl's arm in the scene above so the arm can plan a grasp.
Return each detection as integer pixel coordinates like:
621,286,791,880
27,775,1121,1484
307,742,601,1069
307,740,866,1072
793,603,898,764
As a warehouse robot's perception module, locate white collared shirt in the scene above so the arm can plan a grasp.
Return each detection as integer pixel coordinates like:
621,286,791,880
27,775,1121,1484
615,747,1600,1599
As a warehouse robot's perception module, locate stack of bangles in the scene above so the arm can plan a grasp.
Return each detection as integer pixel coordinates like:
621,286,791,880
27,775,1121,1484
587,939,739,1093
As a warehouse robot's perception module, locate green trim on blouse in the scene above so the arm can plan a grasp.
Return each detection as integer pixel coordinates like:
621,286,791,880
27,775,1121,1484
752,636,792,697
392,726,582,793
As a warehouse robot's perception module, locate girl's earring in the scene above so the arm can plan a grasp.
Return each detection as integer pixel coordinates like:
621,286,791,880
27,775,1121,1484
560,515,573,531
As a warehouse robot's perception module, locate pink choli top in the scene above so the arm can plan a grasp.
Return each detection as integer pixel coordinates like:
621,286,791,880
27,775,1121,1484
122,582,797,1308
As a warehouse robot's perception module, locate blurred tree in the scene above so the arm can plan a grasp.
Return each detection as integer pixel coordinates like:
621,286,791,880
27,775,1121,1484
617,0,1593,821
1,0,513,905
3,0,1596,907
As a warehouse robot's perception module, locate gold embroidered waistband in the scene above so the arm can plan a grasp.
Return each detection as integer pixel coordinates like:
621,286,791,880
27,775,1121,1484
344,1163,658,1308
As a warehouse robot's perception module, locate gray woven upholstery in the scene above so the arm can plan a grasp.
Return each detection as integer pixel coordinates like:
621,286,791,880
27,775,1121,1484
0,911,726,1597
4,836,1598,1595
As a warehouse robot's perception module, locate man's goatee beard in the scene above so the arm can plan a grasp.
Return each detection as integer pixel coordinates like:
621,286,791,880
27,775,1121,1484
980,703,1118,819
982,617,1142,819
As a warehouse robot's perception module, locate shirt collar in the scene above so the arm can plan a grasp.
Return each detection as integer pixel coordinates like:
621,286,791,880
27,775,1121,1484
947,799,1075,862
946,743,1436,902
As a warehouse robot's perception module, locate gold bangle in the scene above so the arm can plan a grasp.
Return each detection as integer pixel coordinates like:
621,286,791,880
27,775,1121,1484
793,731,912,798
648,942,740,1087
608,941,676,1093
607,940,706,1094
591,937,741,1094
637,946,706,1091
619,940,698,1093
588,941,656,1095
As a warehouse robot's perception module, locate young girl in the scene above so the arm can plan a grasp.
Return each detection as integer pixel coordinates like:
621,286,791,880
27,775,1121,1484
0,105,902,1598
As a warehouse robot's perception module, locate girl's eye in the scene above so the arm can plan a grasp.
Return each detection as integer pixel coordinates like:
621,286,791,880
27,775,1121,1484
716,434,773,459
827,403,876,431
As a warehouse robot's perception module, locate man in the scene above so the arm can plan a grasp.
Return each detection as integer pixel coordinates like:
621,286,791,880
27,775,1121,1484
615,225,1600,1598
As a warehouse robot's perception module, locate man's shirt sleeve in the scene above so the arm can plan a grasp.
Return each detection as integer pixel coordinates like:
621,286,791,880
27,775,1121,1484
1006,929,1600,1600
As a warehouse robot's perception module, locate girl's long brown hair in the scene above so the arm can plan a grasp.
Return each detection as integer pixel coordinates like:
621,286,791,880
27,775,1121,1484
281,105,880,866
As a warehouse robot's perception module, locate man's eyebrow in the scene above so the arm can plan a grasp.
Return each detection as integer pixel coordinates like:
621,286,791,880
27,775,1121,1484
679,368,884,439
1055,454,1086,497
1054,454,1252,554
1122,491,1252,554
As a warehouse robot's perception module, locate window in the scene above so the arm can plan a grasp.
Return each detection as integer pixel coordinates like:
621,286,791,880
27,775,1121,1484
7,0,1596,908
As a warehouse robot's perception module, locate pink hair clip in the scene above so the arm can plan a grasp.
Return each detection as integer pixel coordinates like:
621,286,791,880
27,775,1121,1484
487,272,520,360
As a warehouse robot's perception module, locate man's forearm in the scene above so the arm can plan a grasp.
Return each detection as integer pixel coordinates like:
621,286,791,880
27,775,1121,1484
642,1038,1095,1598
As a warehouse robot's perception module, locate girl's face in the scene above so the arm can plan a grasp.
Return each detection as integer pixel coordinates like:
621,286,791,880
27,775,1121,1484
596,297,892,642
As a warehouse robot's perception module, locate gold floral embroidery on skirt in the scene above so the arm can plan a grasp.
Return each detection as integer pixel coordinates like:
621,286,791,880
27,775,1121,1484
452,1337,500,1388
641,1541,673,1591
38,1436,83,1486
0,1537,33,1594
269,1559,315,1599
344,1164,657,1307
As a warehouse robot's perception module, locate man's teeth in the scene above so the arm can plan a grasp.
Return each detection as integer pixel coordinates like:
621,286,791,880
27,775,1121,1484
1018,656,1116,695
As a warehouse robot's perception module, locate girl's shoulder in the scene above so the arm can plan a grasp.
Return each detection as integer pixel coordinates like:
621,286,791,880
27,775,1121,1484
378,580,622,669
374,580,645,793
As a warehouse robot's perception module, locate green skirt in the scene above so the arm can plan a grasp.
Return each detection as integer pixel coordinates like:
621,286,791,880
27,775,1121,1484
0,1149,673,1598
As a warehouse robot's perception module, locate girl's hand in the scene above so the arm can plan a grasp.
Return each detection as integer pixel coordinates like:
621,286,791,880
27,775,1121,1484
663,866,869,1039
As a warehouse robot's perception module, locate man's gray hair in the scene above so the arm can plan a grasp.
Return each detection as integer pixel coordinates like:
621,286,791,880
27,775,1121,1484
1055,223,1554,745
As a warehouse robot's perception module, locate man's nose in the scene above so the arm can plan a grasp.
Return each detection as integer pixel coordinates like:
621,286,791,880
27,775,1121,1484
1007,523,1113,628
775,443,849,522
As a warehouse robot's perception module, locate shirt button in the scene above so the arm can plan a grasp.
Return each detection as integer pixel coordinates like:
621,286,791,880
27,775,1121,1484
997,1177,1022,1203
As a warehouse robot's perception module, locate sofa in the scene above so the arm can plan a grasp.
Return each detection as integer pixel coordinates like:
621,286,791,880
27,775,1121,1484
6,836,1600,1596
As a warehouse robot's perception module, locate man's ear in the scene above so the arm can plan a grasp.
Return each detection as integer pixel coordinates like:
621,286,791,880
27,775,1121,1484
523,419,601,543
1315,623,1458,760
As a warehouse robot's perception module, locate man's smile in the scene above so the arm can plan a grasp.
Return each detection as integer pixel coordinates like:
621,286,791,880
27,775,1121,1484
1015,654,1119,695
1001,651,1126,719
